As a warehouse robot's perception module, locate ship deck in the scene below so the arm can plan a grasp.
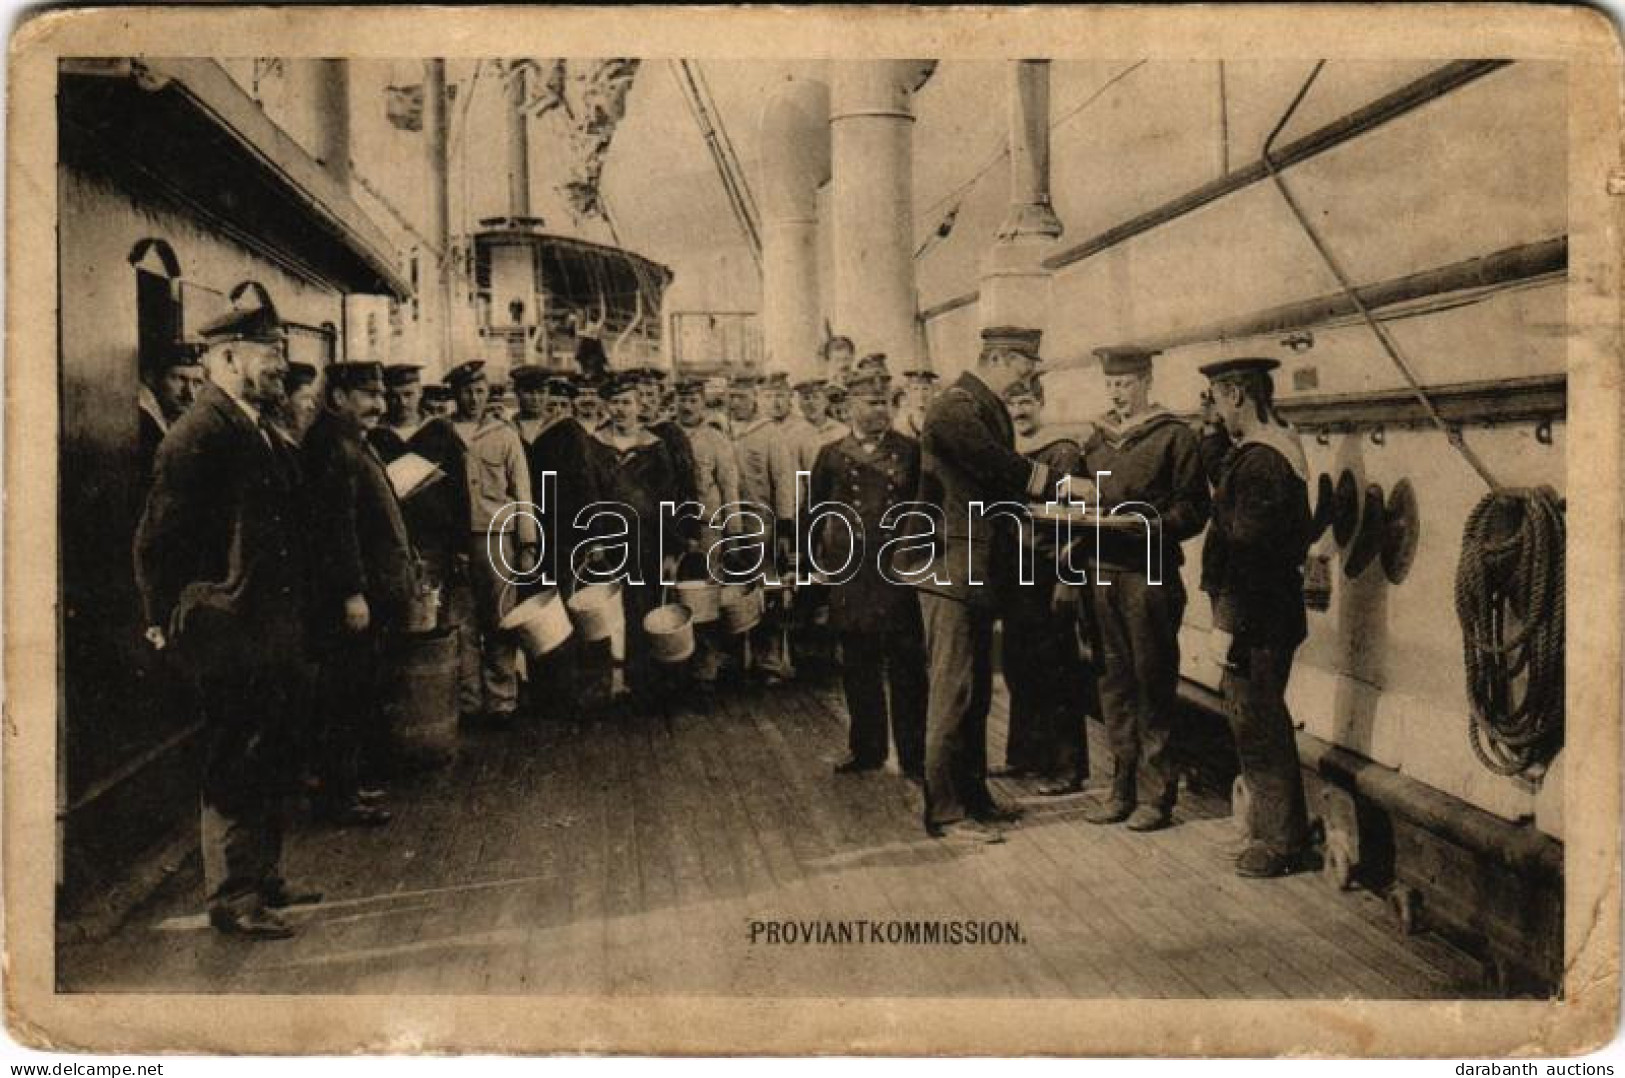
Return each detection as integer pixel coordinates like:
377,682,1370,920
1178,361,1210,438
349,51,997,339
58,672,1485,998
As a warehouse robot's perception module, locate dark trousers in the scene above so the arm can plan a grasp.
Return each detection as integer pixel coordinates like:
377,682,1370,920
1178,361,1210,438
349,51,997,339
315,630,387,808
195,663,299,917
839,618,927,775
920,593,997,828
1222,644,1311,855
1001,585,1090,781
1090,570,1185,808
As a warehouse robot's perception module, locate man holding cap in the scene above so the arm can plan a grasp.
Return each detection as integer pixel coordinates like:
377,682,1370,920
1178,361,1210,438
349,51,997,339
303,361,416,826
135,301,313,939
1068,344,1209,832
1198,356,1313,877
444,359,538,726
915,325,1063,844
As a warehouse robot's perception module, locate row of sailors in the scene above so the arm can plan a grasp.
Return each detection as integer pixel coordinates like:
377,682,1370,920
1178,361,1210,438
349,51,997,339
132,300,1313,940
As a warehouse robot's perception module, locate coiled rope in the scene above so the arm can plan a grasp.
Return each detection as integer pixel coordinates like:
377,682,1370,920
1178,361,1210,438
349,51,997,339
1454,487,1565,775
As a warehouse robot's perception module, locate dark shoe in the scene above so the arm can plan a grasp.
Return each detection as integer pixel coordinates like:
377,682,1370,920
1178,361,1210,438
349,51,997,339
1037,778,1085,797
973,800,1025,825
932,819,1006,845
1084,798,1134,825
322,801,392,828
1236,844,1304,878
356,787,387,804
1125,804,1173,832
988,764,1035,779
833,757,883,775
262,883,323,909
209,907,295,941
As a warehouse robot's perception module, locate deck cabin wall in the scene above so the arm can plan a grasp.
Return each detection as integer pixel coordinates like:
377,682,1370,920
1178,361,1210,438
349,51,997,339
907,61,1567,835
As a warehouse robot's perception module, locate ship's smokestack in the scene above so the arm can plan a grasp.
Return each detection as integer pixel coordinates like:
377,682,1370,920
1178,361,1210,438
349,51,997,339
759,78,831,381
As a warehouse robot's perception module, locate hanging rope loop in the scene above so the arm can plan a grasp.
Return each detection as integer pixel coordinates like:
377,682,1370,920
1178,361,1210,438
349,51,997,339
1454,486,1565,776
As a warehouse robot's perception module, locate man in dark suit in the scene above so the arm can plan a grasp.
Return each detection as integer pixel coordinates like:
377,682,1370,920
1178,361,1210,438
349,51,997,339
134,303,313,940
913,326,1064,844
137,342,205,485
811,362,927,779
304,361,417,827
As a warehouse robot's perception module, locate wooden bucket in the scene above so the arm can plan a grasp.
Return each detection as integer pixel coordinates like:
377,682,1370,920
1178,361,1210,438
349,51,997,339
674,579,721,624
384,627,459,768
500,588,573,658
644,601,696,663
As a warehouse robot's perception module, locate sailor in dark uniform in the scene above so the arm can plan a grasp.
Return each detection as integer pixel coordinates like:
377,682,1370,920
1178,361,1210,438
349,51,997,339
369,364,466,608
638,367,699,510
517,369,618,592
273,362,320,446
1068,345,1210,832
134,303,315,939
574,376,607,434
997,373,1092,795
137,342,206,485
1198,356,1314,877
810,362,927,779
599,372,686,702
303,361,416,827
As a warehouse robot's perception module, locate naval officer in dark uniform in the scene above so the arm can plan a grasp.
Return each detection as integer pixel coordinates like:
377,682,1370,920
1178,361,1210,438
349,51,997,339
914,326,1063,844
810,361,927,779
1198,356,1314,877
134,302,314,939
303,361,417,827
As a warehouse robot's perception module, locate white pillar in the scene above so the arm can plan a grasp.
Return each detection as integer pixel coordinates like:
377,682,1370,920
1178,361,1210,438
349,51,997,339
830,61,934,370
759,79,831,380
979,60,1063,334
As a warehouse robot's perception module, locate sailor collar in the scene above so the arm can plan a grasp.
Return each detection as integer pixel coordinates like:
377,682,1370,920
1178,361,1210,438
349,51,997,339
1236,421,1309,483
1094,404,1177,445
600,426,661,453
452,415,512,444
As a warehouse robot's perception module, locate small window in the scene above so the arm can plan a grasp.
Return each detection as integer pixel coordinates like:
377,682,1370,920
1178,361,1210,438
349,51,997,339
129,239,182,375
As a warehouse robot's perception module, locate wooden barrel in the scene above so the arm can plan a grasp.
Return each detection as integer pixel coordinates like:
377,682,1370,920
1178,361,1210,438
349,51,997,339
384,627,459,769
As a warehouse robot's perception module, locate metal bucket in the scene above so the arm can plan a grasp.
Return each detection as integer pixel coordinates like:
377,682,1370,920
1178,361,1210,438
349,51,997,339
718,583,764,635
568,582,625,660
384,627,459,769
674,579,721,624
644,603,696,663
500,588,573,658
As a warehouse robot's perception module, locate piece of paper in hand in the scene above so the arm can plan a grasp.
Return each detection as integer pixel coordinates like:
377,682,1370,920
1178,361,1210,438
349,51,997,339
386,452,445,500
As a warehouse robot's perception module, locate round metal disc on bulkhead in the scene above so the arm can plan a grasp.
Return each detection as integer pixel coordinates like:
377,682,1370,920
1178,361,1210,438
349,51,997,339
1343,483,1388,579
1381,478,1422,585
1332,469,1361,546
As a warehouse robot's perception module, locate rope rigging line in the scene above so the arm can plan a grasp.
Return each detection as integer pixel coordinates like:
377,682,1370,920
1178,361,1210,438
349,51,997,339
668,59,762,267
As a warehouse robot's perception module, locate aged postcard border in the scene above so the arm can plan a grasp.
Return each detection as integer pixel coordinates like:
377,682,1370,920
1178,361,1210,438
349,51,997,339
6,4,1621,1056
